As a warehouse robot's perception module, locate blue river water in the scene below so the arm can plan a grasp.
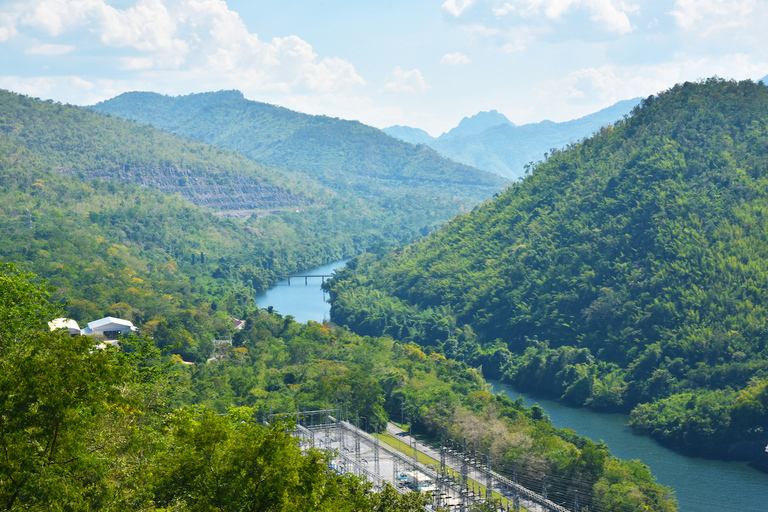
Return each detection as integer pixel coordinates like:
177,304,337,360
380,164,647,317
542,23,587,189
253,259,349,324
255,259,768,512
486,380,768,512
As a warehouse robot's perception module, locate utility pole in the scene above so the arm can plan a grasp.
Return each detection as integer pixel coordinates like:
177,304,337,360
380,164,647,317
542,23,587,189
461,437,468,491
486,447,493,500
374,423,380,486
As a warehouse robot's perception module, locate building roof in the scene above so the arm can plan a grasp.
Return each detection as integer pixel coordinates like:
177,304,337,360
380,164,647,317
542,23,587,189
87,316,135,330
48,318,81,332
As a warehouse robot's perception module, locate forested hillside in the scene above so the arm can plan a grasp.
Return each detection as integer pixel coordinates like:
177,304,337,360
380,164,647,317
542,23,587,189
0,266,442,511
90,90,505,222
0,87,681,510
327,78,768,462
0,89,371,362
0,265,676,511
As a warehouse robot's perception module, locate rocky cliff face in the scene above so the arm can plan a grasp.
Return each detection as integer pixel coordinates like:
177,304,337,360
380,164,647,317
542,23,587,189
61,166,309,213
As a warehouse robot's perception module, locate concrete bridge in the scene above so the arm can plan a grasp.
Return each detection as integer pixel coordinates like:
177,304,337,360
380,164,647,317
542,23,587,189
277,274,333,284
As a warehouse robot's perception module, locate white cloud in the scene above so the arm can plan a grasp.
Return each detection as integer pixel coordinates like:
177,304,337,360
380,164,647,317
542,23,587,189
537,56,768,112
442,0,477,17
0,74,165,105
100,0,187,54
21,0,103,36
382,67,432,93
453,0,639,47
585,0,635,34
517,0,636,34
0,12,19,42
25,43,76,55
441,52,472,65
0,75,96,101
493,3,516,17
5,0,365,93
669,0,761,36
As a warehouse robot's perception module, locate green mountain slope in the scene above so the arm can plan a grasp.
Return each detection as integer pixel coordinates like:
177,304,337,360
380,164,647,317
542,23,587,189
0,89,383,362
90,90,505,211
2,90,312,213
327,78,768,462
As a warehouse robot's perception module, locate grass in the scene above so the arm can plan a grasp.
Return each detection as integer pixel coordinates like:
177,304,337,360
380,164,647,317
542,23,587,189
375,431,530,511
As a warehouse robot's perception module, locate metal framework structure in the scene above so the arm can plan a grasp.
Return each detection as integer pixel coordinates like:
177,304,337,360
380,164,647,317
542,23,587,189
276,411,572,512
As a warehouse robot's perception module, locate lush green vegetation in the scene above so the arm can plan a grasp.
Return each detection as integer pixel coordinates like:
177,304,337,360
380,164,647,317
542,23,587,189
90,90,503,191
0,88,495,363
326,78,768,460
0,87,678,510
90,90,506,243
171,298,675,511
1,88,353,363
0,264,438,511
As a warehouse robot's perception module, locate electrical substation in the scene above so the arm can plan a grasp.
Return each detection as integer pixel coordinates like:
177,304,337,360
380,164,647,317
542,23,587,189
267,408,574,512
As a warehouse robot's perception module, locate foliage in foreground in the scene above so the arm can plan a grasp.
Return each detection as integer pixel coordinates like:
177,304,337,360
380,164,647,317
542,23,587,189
326,78,768,459
0,264,433,511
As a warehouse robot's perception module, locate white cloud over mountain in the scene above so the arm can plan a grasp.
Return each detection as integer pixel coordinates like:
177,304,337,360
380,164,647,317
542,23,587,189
0,0,766,135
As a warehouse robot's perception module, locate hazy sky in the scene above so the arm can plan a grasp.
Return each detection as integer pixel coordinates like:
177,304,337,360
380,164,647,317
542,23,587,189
1,0,767,135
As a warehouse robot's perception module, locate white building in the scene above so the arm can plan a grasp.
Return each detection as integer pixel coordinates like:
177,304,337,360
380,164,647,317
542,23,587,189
83,316,137,340
48,318,82,336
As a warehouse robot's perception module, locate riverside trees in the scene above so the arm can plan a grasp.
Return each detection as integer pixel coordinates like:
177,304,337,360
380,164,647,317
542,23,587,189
326,78,768,459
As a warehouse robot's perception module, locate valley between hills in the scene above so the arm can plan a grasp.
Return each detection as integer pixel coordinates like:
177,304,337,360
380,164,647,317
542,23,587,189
5,77,768,511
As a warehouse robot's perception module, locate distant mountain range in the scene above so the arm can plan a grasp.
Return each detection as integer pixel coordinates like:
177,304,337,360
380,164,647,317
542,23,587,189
384,99,641,179
90,91,504,194
90,90,506,248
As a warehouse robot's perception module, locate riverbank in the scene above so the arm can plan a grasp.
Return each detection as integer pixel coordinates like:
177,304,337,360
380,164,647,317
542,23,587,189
488,379,768,512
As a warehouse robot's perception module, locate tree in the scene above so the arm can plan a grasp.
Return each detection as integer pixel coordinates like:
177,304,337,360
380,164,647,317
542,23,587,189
0,264,124,509
151,407,425,512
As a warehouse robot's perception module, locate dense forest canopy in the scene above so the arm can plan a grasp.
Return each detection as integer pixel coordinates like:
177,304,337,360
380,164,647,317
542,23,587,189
90,90,502,188
326,78,768,461
1,88,357,363
3,88,496,259
0,264,441,511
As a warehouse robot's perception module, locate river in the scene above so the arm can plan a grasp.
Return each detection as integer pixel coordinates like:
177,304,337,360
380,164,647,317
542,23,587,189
255,259,768,512
486,380,768,512
253,259,349,324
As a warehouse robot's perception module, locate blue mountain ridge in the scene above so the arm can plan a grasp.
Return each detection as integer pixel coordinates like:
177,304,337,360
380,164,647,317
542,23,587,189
384,99,641,179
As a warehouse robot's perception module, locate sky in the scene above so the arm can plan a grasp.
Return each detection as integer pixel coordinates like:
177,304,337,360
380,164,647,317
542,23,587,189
1,0,767,136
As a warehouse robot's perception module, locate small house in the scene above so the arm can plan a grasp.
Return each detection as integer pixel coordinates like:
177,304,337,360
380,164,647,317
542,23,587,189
84,316,137,340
